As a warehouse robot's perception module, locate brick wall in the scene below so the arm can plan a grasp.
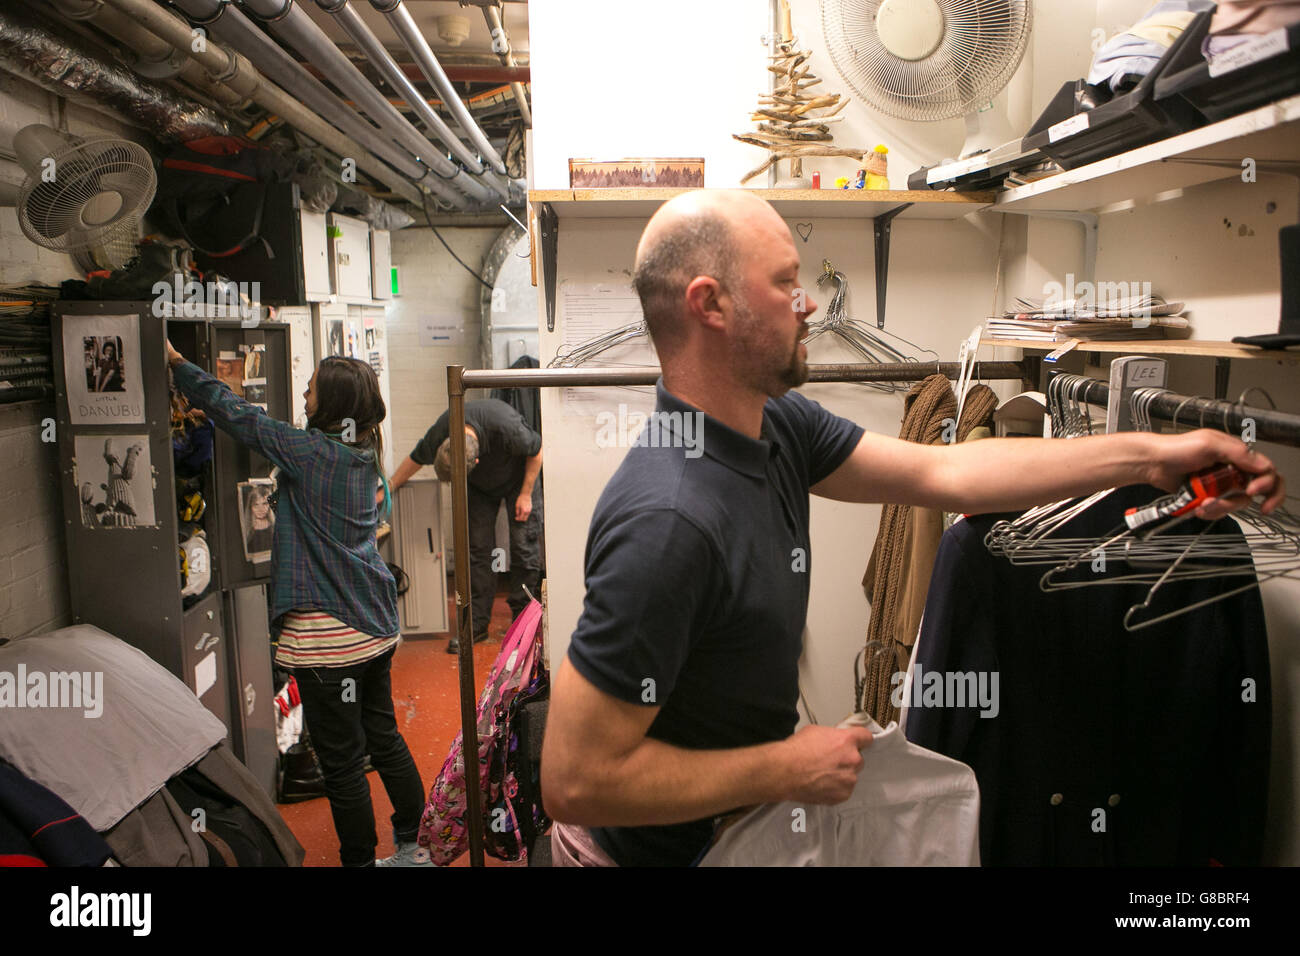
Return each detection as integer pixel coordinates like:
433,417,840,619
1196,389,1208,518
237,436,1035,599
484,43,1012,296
0,402,68,639
0,76,145,638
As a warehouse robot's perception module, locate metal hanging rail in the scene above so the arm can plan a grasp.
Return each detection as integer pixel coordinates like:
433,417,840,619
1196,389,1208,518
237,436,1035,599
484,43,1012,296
442,358,1033,865
1068,376,1300,447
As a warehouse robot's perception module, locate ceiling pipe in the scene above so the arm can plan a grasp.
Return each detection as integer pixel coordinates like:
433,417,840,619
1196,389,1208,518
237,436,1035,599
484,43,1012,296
0,2,229,139
234,0,495,206
315,0,509,202
481,2,531,128
166,0,468,208
49,0,249,108
89,0,432,205
368,0,509,173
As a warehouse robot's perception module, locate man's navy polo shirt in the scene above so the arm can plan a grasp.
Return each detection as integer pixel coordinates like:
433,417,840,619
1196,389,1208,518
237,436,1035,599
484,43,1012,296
566,379,864,866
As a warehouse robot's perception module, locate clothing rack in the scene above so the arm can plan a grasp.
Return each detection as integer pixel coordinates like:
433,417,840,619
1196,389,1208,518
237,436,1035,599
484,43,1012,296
442,359,1031,865
1064,375,1300,447
441,359,1300,864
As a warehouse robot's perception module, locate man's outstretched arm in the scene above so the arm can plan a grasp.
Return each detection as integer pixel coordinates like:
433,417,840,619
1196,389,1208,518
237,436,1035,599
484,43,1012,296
812,427,1284,520
541,658,872,828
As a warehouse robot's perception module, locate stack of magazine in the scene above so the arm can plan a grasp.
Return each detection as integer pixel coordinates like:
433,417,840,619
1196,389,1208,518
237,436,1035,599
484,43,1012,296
989,293,1188,343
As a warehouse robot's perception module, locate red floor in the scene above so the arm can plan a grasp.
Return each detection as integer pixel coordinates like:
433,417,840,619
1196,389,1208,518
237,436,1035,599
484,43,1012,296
278,583,525,867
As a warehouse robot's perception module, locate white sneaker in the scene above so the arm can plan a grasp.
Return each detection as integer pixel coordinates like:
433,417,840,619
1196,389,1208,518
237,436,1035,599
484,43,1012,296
376,841,434,867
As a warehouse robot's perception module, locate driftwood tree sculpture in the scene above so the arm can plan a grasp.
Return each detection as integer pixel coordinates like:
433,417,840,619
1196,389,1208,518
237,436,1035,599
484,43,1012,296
735,2,867,185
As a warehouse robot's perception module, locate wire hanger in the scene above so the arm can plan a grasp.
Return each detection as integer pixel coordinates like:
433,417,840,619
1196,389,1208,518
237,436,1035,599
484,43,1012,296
803,259,938,393
548,319,651,369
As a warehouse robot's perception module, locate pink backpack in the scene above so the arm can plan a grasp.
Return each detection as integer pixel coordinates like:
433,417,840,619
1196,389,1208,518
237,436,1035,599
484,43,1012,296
417,599,548,864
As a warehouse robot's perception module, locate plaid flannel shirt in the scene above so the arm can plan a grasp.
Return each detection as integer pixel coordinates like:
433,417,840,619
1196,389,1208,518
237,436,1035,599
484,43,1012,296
172,361,397,639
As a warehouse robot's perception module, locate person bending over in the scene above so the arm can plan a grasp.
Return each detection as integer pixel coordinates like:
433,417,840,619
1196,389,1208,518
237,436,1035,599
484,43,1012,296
389,398,543,653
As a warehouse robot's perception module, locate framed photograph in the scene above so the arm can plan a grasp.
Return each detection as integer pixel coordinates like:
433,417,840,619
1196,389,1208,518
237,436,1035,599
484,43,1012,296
568,157,705,188
327,319,345,358
62,313,145,424
215,351,245,398
73,435,156,528
237,479,276,563
243,383,267,409
242,343,266,383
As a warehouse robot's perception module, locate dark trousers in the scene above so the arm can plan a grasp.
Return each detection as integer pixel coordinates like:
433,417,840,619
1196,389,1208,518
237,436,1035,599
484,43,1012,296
294,647,426,867
467,474,543,640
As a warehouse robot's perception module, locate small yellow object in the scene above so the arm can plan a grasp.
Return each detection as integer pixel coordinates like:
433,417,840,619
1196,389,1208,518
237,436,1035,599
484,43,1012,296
864,144,890,190
834,176,850,189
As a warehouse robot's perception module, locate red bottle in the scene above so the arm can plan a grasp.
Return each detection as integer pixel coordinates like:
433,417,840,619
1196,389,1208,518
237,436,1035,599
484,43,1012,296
811,171,821,189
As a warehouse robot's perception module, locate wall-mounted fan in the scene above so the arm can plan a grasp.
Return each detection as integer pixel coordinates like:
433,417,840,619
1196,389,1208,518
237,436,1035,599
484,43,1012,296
11,124,155,256
822,0,1032,157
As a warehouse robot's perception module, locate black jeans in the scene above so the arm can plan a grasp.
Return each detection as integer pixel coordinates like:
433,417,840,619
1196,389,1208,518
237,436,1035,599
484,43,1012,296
294,648,426,867
467,473,543,640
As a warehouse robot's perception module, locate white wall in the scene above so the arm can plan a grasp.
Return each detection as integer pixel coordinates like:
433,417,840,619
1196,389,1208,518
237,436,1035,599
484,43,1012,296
387,224,502,539
530,0,1035,191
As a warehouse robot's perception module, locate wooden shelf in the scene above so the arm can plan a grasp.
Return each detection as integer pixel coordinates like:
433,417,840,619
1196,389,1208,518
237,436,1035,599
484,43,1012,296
983,337,1300,361
996,95,1300,212
528,187,994,221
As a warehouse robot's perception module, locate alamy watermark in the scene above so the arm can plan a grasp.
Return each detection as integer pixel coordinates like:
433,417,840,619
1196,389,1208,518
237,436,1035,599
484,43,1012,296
0,666,104,718
595,405,704,458
1042,274,1155,329
151,276,262,325
890,664,1000,718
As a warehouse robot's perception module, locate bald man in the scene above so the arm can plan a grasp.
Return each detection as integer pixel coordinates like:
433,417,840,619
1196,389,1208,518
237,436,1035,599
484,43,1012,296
541,189,1285,867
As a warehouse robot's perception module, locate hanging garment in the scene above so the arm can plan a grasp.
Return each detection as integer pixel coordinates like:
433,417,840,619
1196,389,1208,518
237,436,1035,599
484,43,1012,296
491,354,542,436
906,486,1271,866
859,375,997,723
699,714,979,867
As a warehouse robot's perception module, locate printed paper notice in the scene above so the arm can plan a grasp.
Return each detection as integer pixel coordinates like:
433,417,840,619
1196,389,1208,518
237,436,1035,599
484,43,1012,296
419,317,467,347
557,282,656,416
195,651,217,699
62,313,145,424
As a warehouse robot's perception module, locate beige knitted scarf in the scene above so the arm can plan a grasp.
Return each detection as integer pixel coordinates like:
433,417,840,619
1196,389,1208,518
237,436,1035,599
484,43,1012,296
858,374,998,723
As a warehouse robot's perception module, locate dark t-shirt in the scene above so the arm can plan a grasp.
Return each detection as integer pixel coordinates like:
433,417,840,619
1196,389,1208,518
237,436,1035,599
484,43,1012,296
410,399,542,499
566,380,864,866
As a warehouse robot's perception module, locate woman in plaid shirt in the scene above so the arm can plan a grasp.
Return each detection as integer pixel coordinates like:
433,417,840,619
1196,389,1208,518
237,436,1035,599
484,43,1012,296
167,340,431,867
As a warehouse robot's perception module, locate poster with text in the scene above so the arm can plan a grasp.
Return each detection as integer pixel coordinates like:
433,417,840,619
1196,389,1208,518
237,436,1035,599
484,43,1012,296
62,314,145,424
73,435,157,528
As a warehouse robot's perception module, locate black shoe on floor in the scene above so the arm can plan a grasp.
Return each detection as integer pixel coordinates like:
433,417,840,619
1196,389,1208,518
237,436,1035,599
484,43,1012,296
446,633,491,654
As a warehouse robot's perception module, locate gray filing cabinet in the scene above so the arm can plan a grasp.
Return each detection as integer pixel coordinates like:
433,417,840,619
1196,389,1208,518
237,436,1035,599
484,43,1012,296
181,592,231,735
382,477,448,635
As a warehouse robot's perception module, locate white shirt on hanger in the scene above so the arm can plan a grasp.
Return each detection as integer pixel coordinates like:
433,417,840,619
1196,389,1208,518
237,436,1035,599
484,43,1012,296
699,713,981,867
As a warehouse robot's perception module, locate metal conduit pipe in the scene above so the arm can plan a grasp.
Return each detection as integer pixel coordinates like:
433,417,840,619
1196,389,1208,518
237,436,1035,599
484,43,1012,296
50,0,249,107
370,0,507,173
0,3,228,140
482,2,531,128
315,0,510,202
235,0,496,205
93,0,430,205
167,0,448,191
